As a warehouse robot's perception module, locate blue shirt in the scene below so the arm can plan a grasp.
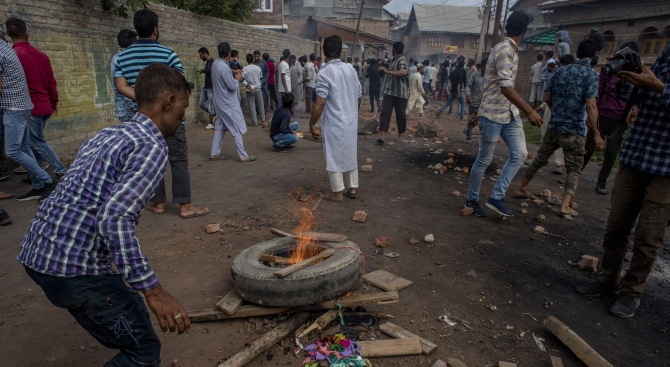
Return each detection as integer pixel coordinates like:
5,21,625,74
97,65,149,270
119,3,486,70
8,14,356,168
619,45,670,176
423,65,432,84
114,39,183,88
547,59,598,136
17,114,168,291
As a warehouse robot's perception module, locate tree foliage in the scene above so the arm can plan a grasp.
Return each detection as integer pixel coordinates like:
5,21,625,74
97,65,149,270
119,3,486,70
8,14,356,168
152,0,256,22
101,0,148,18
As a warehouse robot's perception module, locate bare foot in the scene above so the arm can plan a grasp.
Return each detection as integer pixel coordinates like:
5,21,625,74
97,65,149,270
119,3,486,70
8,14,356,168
514,187,533,199
179,203,210,219
146,202,165,215
323,192,344,202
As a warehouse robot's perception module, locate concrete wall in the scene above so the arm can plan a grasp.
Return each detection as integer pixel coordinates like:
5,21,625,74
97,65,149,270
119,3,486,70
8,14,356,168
1,0,317,158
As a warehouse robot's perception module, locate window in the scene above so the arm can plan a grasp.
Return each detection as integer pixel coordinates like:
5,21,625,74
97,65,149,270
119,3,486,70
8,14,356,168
639,27,664,55
453,37,465,48
428,37,444,48
602,31,615,54
470,38,479,49
255,0,272,12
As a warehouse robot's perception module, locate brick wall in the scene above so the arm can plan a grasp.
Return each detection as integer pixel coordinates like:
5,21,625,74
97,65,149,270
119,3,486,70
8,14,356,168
246,0,283,26
1,0,316,158
328,18,391,39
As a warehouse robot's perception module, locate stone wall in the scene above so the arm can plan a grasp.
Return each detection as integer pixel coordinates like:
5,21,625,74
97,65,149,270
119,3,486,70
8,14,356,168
0,0,317,158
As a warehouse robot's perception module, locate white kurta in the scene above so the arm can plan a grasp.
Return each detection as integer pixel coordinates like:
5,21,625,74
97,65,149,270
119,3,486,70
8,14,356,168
212,58,246,137
316,59,362,172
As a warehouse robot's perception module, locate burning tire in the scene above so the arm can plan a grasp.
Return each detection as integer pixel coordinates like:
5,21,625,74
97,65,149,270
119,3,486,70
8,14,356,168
231,236,362,307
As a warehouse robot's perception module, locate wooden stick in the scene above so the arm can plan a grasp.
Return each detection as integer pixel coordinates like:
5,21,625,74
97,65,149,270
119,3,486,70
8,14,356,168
543,316,613,367
259,254,291,264
269,227,347,242
379,322,437,355
274,248,336,278
217,312,310,367
312,194,323,211
215,290,243,315
297,309,339,338
189,291,399,322
357,338,422,357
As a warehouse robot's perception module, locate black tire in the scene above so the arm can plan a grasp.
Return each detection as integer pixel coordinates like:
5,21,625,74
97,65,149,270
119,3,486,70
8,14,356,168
231,237,361,307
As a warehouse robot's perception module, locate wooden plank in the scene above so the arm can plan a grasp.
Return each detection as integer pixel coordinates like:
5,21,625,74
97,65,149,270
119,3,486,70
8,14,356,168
447,359,469,367
431,360,448,367
363,269,413,291
274,248,336,278
357,338,422,358
215,290,243,315
379,322,436,355
498,362,517,367
550,356,565,367
543,316,613,367
297,309,339,338
189,291,400,322
258,254,291,264
269,227,347,242
218,312,310,367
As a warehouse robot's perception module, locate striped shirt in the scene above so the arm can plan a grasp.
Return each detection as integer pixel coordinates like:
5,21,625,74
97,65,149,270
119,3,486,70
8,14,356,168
619,45,670,176
381,55,409,99
114,39,184,88
0,40,33,110
17,113,168,291
479,38,520,124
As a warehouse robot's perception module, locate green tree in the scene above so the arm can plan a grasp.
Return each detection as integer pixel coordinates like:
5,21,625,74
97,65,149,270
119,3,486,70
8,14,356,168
152,0,256,22
101,0,148,18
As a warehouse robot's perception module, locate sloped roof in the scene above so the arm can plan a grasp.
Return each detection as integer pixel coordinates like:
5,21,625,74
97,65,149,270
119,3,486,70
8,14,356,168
521,28,557,45
408,4,493,35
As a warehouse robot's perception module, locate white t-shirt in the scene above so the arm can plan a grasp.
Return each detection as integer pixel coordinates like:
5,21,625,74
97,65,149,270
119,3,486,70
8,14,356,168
278,60,291,92
243,64,262,90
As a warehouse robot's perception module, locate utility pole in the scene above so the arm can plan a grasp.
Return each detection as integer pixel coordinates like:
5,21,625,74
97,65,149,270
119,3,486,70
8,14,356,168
352,0,365,60
476,0,493,64
491,0,504,49
501,0,510,43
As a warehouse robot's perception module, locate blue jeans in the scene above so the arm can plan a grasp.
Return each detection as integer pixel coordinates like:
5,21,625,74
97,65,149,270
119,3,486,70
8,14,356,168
467,113,528,202
2,109,52,189
28,115,67,176
114,92,135,122
437,91,466,118
261,83,269,111
466,105,478,141
198,88,215,116
25,268,161,367
272,122,299,148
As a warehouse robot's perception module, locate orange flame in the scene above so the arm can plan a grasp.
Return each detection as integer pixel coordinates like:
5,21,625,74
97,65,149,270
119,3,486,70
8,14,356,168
289,207,320,265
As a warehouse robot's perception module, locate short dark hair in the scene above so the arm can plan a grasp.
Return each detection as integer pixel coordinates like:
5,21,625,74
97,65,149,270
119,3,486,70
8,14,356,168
263,53,270,61
346,56,352,63
576,38,597,59
133,9,159,38
620,41,640,53
218,42,231,57
392,42,404,54
409,58,414,63
198,47,209,55
558,54,575,66
590,55,599,67
354,57,359,62
323,35,342,59
370,58,377,65
546,50,554,58
246,53,254,63
117,29,137,48
289,54,296,61
282,49,290,60
282,93,294,108
253,50,261,56
423,60,430,66
505,10,532,37
5,17,27,38
231,50,239,58
309,53,316,61
135,63,191,107
536,54,544,62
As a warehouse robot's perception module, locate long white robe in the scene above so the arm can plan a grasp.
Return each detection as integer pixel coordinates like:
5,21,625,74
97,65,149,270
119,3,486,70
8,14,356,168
212,58,246,136
316,59,362,172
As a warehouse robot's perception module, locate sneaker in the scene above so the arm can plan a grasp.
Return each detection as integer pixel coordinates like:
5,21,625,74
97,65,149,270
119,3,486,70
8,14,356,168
576,280,620,296
16,187,45,201
0,210,11,226
596,180,608,195
609,293,641,318
435,111,441,118
464,200,486,217
13,166,27,174
205,123,214,130
486,198,513,217
21,177,32,185
272,144,287,152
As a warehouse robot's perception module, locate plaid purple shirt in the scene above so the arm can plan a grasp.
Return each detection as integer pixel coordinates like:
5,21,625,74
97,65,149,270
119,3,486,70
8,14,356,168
17,113,168,291
619,45,670,176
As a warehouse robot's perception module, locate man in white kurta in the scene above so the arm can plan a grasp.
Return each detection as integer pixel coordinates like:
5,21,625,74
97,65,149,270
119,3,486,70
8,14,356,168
211,42,255,162
309,35,362,202
406,64,426,117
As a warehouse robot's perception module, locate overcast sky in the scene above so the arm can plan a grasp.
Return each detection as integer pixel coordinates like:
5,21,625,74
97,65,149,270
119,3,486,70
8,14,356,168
384,0,486,15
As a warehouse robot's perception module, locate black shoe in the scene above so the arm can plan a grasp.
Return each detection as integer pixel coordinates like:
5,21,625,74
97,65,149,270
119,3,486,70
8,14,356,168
16,187,45,201
576,280,620,297
596,180,608,195
21,177,32,185
609,293,640,318
272,144,287,153
285,145,296,149
0,174,8,182
0,210,11,226
376,138,384,145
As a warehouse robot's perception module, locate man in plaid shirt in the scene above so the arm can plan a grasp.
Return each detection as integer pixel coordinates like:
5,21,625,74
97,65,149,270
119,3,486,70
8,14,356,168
578,45,670,318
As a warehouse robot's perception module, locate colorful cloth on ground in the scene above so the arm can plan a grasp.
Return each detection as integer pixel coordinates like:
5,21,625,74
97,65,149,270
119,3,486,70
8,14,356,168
619,44,670,176
303,335,367,367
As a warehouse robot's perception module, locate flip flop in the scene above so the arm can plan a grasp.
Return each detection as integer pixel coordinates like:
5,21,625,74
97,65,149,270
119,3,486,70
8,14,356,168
0,192,14,200
240,155,256,163
180,207,210,219
209,156,229,161
145,205,164,215
345,190,357,199
559,209,579,217
377,138,385,145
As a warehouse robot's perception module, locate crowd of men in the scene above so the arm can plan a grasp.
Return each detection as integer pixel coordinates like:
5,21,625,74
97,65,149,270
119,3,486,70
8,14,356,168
0,5,669,365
